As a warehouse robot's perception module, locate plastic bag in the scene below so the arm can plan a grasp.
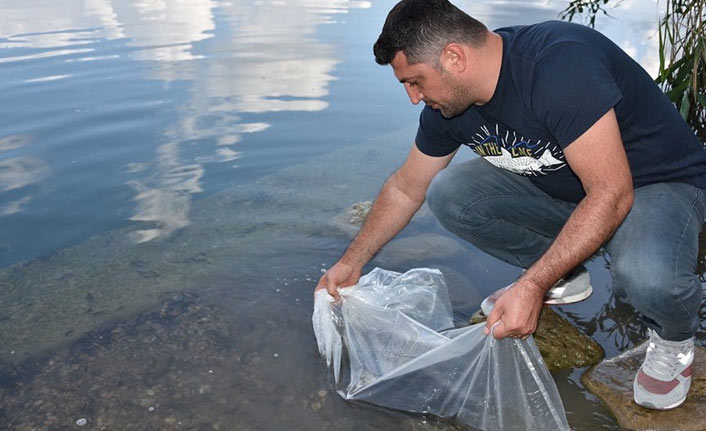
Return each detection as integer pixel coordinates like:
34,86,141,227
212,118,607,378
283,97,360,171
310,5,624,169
312,267,570,431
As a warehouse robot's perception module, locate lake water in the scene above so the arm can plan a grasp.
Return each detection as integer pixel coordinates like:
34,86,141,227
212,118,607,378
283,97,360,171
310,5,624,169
0,0,701,430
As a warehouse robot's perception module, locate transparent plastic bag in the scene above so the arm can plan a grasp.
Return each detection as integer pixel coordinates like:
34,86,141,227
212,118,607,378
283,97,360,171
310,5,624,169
312,267,570,431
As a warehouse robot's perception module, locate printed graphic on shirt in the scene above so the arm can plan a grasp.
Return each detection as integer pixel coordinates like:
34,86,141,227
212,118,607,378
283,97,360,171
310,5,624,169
467,124,566,176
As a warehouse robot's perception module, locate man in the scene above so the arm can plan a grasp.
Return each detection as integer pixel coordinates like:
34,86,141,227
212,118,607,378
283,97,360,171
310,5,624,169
315,0,706,411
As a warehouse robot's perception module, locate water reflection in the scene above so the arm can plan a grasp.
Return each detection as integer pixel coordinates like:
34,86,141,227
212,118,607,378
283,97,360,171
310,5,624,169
0,0,663,245
0,157,49,192
0,135,42,217
108,0,215,62
0,196,32,217
126,146,204,243
0,156,49,217
0,134,31,152
122,0,369,241
0,0,369,240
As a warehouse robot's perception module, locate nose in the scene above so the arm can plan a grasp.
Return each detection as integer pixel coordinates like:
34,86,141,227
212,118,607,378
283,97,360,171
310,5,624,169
404,82,423,105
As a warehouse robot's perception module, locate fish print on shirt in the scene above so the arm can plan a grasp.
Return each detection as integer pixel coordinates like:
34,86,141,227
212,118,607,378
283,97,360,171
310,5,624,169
466,124,566,176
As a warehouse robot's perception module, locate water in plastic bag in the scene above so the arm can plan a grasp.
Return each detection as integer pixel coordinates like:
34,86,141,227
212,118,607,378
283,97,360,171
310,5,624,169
312,267,570,431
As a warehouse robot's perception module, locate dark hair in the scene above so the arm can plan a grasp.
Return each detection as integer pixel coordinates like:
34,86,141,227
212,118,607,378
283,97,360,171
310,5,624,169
373,0,487,67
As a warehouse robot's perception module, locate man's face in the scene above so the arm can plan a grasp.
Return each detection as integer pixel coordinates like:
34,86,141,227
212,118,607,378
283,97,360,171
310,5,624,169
391,51,471,119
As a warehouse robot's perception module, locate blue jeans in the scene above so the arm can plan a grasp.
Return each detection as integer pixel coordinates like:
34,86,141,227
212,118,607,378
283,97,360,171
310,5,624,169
427,158,706,341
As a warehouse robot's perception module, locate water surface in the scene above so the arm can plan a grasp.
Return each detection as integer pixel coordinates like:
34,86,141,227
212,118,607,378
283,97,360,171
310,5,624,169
0,1,700,430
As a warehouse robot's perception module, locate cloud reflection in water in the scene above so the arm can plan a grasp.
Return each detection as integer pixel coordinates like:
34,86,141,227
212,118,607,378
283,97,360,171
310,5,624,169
119,0,367,242
0,0,368,241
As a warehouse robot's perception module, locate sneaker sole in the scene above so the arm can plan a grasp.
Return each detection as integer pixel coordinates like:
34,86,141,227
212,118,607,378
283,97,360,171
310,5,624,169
543,285,593,305
634,394,687,410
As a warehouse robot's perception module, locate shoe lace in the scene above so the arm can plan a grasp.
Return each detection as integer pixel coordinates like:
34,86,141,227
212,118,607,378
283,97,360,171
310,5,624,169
643,330,693,379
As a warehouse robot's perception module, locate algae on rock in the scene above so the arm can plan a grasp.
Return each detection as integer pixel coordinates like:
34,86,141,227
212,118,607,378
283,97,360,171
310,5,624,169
470,306,604,371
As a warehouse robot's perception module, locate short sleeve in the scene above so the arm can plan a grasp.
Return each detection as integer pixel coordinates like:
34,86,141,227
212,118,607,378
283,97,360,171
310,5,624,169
415,106,461,157
531,42,623,149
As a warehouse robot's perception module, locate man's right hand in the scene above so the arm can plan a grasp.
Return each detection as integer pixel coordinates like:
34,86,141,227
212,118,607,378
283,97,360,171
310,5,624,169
315,261,361,301
313,145,455,301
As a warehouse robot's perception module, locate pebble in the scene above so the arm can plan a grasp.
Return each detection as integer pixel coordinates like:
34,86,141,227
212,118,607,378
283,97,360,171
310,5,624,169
148,406,155,412
273,353,279,358
320,269,326,273
76,418,87,426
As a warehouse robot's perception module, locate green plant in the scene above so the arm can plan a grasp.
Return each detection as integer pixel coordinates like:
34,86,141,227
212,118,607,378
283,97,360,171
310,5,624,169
657,0,706,142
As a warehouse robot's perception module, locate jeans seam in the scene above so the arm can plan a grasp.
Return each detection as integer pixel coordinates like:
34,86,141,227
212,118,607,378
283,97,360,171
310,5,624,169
457,194,574,232
673,188,702,319
456,194,574,267
457,226,531,268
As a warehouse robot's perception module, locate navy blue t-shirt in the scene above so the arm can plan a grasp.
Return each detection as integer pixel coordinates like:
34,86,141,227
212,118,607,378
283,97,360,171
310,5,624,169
415,21,706,203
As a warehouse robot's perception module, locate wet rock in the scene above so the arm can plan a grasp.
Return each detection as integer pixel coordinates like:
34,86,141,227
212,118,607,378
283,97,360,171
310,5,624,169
582,343,706,430
470,306,604,371
533,306,604,370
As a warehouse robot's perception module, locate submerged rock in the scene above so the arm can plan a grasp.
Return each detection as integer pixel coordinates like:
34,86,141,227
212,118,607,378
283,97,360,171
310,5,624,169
470,306,604,371
329,201,434,238
374,233,468,268
349,201,372,225
328,201,372,237
582,343,706,431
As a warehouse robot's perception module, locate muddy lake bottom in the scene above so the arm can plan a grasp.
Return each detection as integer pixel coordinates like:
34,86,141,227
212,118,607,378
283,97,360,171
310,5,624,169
1,288,454,431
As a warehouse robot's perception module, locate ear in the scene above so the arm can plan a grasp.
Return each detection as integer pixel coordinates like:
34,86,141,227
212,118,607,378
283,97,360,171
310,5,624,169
441,43,467,73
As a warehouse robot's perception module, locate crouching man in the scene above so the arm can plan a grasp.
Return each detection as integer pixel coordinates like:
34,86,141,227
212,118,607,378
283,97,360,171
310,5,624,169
316,0,706,410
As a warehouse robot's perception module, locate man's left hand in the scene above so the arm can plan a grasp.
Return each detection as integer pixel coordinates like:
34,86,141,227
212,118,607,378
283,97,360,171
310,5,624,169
483,280,545,340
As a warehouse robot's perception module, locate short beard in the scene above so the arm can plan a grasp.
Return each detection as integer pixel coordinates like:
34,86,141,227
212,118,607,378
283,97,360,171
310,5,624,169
438,72,472,119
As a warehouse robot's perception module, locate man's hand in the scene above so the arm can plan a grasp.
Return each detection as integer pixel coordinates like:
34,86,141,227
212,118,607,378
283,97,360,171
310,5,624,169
312,144,456,301
315,261,361,301
483,280,545,340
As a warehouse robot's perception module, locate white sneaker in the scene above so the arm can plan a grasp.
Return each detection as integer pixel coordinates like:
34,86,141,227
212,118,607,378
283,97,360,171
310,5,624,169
480,265,593,316
634,329,694,410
